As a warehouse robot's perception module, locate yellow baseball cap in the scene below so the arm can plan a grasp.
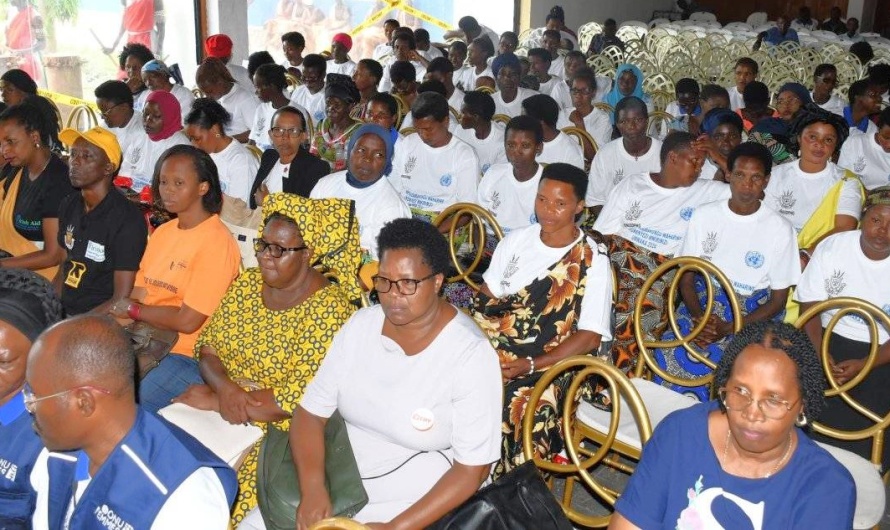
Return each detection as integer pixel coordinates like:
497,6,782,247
59,127,123,171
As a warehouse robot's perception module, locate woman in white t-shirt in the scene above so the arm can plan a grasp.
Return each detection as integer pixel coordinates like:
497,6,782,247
795,187,890,468
566,68,613,160
655,143,800,401
838,107,890,190
491,52,538,118
183,98,259,205
694,108,744,182
763,106,864,259
310,123,410,261
293,218,502,528
593,132,731,373
472,163,613,477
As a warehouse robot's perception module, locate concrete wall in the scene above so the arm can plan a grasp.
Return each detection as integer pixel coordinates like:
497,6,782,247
520,0,676,30
205,0,250,65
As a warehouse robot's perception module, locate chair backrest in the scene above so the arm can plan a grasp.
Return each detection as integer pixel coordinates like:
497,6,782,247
491,113,510,124
746,11,768,27
431,202,504,291
560,126,598,169
521,355,652,528
646,110,675,141
65,104,99,132
689,11,717,22
794,297,890,469
632,256,742,390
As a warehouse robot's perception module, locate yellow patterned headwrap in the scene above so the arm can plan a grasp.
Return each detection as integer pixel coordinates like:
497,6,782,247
259,193,363,302
864,185,890,214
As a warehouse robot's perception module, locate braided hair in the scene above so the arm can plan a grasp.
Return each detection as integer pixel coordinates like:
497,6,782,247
714,321,827,422
0,268,64,324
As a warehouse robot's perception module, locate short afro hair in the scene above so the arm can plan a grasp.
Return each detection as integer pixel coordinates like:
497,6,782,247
713,321,827,422
389,61,417,85
281,31,305,48
411,91,449,121
541,162,588,202
119,42,154,71
660,131,696,166
727,142,773,177
506,114,544,145
358,59,384,83
734,57,759,75
377,218,450,276
462,90,496,121
94,80,134,108
521,93,559,128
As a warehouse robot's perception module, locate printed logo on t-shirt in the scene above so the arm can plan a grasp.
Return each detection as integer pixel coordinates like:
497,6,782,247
677,476,765,529
94,504,134,530
490,191,501,211
0,458,19,481
482,162,492,174
776,189,796,215
64,224,75,250
529,213,537,224
624,201,642,226
313,110,325,122
701,232,718,258
64,261,87,289
256,116,265,133
440,174,453,187
612,167,625,185
130,146,142,165
405,156,418,174
500,254,520,290
825,269,847,297
853,156,866,174
680,207,694,221
883,304,890,316
744,250,764,269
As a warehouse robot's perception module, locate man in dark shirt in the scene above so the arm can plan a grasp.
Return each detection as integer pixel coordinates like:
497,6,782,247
820,6,847,34
588,19,624,55
57,127,147,315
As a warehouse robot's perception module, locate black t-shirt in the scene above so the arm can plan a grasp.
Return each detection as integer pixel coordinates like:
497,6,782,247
57,189,148,315
2,155,73,241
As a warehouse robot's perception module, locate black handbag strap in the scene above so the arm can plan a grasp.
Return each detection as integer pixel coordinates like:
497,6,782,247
361,450,451,480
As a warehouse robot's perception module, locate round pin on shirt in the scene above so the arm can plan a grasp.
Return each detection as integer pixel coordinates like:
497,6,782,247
411,408,435,431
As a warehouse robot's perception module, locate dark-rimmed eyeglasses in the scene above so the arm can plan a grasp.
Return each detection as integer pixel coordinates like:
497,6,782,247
372,273,437,295
254,238,307,258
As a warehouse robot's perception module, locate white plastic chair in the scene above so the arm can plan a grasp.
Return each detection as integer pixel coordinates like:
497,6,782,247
688,11,717,23
724,22,753,32
746,11,768,27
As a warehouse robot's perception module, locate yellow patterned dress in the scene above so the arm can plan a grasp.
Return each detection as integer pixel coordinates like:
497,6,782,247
195,268,355,522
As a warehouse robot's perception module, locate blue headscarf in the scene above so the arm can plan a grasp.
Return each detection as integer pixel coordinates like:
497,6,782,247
605,64,645,111
777,82,813,106
702,108,744,136
491,52,521,78
345,123,394,188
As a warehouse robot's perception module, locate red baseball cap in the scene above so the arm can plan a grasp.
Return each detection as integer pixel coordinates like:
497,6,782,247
204,34,233,58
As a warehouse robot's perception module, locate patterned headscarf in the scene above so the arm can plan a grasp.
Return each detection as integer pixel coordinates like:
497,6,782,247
864,185,890,214
259,193,362,302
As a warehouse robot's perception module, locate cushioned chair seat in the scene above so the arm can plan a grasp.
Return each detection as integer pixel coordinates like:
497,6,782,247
816,442,886,529
577,379,697,450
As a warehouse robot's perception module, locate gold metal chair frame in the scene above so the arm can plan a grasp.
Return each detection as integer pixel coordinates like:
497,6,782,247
65,104,99,132
794,297,890,471
285,72,301,90
191,87,205,98
521,356,653,527
309,518,370,530
476,85,495,95
245,144,263,163
560,126,598,170
632,256,742,388
491,113,510,125
431,202,503,291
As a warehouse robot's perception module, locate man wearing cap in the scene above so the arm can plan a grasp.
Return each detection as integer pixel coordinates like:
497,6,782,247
204,33,254,91
327,32,356,76
142,59,194,122
56,127,147,316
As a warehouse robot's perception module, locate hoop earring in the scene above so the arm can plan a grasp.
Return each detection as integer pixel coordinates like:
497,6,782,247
795,412,808,427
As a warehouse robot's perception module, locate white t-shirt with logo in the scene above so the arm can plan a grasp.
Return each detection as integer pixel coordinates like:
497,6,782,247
217,84,261,137
326,59,357,77
763,161,862,233
121,131,190,190
493,87,539,118
476,163,541,234
379,61,427,92
593,173,731,256
170,84,196,123
209,139,259,205
310,171,411,259
538,131,584,170
483,224,613,339
105,112,146,155
289,85,327,124
389,134,480,214
849,120,879,138
838,132,890,191
456,66,493,92
539,77,573,111
586,137,662,207
567,106,613,153
795,231,890,343
680,200,800,296
453,122,507,175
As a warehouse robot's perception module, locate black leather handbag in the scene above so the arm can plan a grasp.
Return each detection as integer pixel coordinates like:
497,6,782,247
427,461,573,530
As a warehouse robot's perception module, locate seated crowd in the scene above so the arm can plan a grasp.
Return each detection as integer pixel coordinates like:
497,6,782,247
2,4,890,529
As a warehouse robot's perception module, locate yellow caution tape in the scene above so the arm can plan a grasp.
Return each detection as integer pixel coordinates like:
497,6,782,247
37,88,99,111
350,0,453,35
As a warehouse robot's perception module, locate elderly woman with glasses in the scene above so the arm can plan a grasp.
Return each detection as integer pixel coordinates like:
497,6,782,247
0,268,64,528
292,218,502,529
176,192,360,525
610,322,855,530
249,106,330,208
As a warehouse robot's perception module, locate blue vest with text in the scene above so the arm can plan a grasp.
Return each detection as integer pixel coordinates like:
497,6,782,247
50,408,238,530
0,392,76,530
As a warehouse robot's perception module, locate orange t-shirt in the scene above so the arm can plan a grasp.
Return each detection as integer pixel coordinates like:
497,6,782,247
135,214,240,356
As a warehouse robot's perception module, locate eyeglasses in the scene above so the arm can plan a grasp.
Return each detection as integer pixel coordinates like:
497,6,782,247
718,388,798,420
269,127,303,138
22,383,111,413
570,88,592,95
372,272,437,295
253,238,307,258
99,103,124,120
